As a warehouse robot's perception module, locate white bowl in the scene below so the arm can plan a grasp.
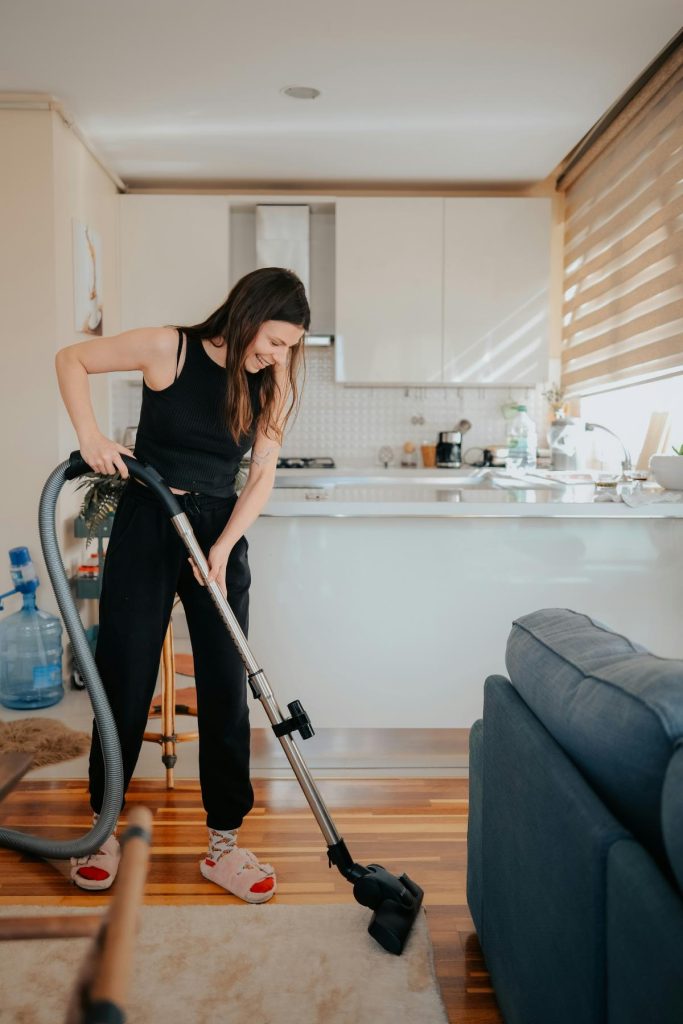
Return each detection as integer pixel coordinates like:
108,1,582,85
649,454,683,490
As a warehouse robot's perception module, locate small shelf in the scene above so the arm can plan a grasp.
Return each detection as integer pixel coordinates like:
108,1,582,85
74,576,101,600
74,514,115,539
73,515,115,600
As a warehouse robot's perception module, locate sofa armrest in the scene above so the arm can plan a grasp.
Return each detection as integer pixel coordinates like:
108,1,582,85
607,839,683,1024
480,675,629,1024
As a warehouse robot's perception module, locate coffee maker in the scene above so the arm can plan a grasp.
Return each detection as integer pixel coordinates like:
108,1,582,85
436,431,462,468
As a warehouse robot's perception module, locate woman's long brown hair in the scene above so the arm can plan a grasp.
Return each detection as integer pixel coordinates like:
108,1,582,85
175,267,310,445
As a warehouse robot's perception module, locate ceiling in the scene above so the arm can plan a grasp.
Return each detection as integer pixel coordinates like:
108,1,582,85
1,1,681,189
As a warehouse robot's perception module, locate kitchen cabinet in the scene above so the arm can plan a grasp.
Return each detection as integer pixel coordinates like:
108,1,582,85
443,197,552,384
119,195,230,330
335,198,444,384
118,194,552,387
335,195,552,386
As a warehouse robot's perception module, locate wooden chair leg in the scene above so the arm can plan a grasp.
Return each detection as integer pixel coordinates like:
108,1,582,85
87,806,153,1013
0,915,102,942
0,807,153,1024
160,622,177,789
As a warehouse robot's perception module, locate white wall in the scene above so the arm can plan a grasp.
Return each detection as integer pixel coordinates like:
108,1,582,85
0,109,119,623
52,113,120,576
0,111,60,612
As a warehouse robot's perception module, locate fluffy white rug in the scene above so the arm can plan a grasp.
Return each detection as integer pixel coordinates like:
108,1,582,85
0,903,448,1023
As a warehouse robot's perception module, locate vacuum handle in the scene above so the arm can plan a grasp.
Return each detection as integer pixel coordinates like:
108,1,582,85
65,450,183,518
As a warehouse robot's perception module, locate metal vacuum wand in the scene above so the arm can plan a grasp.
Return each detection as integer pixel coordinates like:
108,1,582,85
66,452,424,955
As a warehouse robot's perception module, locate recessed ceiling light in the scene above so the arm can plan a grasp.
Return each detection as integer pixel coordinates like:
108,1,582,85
281,86,320,100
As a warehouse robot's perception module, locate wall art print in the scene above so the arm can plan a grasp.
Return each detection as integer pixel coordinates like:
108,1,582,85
73,219,103,335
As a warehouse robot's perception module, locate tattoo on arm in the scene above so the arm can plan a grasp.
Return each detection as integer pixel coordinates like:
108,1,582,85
250,446,276,466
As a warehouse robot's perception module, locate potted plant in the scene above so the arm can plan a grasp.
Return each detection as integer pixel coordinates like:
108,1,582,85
74,470,127,545
542,382,567,419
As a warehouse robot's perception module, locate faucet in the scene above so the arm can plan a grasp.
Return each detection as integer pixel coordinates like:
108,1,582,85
585,422,632,473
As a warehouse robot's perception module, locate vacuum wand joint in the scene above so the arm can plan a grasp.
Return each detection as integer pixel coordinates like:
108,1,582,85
271,699,314,740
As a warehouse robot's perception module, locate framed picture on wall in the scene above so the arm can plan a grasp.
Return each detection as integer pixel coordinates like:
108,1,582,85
72,219,103,335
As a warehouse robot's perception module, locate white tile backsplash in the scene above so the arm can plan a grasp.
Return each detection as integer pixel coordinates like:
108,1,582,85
281,349,545,466
110,352,547,467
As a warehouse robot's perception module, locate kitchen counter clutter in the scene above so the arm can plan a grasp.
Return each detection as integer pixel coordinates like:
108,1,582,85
265,466,683,517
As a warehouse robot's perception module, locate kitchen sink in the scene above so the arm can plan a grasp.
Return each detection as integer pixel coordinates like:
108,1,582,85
275,469,494,489
273,468,575,495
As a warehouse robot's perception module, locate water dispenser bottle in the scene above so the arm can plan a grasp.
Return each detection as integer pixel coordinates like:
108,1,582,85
0,546,64,709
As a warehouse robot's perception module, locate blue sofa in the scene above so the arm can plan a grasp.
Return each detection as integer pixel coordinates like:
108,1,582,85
467,608,683,1024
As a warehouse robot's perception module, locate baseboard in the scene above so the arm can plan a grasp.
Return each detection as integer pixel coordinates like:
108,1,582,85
250,727,468,775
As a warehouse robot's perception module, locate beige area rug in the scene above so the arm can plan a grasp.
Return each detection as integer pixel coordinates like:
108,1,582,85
0,903,448,1024
0,718,90,767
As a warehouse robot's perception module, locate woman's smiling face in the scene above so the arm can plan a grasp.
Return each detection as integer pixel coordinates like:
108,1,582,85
244,320,304,373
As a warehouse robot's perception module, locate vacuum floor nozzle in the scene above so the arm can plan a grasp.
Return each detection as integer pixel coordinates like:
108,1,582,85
353,865,425,955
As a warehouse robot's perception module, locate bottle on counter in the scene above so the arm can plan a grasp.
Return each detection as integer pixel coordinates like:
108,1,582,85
401,441,418,468
505,405,538,469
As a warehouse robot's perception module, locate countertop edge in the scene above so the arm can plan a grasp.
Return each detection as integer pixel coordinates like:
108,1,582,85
259,501,683,519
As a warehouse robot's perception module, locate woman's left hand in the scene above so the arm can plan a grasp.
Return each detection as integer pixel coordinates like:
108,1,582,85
188,540,232,599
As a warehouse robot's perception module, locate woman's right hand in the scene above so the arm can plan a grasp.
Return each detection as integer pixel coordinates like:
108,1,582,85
79,432,136,479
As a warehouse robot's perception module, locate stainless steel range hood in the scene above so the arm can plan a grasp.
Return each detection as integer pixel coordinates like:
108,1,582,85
255,205,333,345
256,205,310,295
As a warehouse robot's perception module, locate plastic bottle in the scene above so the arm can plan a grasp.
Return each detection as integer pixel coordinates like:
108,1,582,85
0,547,64,709
505,405,538,470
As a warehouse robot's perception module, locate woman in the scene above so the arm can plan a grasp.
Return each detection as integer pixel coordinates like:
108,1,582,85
55,267,309,902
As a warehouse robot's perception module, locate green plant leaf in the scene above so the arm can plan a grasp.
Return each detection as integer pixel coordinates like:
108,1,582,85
74,471,127,544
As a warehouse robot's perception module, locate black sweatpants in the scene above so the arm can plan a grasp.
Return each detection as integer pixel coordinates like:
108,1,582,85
89,479,254,830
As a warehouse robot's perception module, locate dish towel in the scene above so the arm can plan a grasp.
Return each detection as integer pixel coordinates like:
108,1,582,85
595,483,683,506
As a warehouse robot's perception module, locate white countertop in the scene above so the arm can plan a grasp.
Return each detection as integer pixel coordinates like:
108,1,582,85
263,466,683,517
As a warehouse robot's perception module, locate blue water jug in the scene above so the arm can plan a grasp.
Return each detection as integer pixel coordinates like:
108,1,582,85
0,546,64,709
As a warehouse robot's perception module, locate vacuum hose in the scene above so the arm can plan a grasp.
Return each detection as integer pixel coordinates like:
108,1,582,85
0,453,178,859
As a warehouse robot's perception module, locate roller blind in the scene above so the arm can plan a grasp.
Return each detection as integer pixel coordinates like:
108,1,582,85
559,49,683,395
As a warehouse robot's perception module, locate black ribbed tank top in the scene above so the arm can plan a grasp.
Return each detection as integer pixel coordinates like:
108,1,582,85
134,329,263,497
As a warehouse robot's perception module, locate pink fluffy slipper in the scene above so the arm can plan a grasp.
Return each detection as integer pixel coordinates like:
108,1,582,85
70,834,121,891
200,845,276,903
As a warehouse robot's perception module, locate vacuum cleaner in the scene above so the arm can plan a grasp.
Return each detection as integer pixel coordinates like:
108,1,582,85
0,452,424,955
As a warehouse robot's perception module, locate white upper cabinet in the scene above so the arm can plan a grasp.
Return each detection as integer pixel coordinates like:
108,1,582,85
118,194,552,387
119,196,230,330
443,197,552,384
335,198,444,384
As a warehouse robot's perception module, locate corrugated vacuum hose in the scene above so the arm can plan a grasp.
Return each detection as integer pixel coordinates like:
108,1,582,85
0,458,124,860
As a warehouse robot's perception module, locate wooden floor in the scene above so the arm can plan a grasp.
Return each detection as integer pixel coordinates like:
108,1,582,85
0,776,503,1023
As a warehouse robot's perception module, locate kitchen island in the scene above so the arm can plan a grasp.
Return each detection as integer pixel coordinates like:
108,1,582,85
244,467,683,731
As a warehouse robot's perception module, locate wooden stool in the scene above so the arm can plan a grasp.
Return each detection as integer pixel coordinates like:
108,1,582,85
143,606,197,789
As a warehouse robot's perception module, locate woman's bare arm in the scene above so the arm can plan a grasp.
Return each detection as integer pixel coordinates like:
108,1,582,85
55,327,176,476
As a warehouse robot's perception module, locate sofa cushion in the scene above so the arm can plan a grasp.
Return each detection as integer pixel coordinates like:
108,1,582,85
505,608,683,883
